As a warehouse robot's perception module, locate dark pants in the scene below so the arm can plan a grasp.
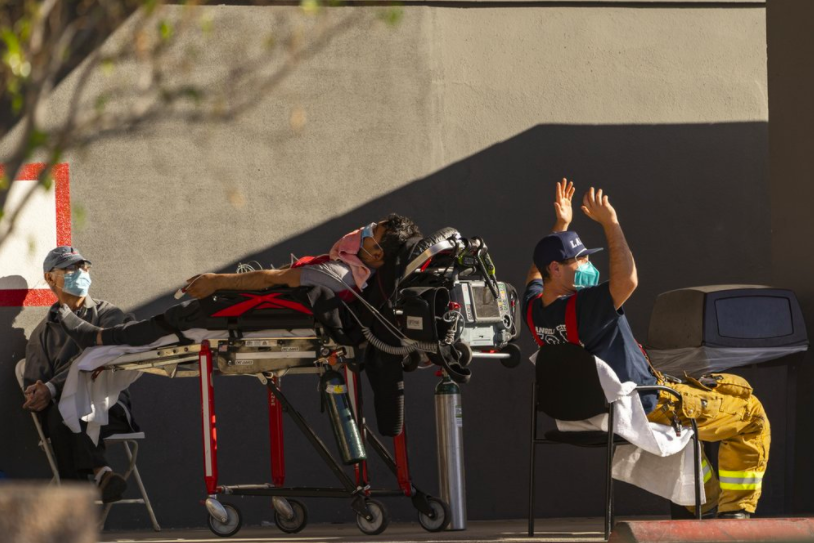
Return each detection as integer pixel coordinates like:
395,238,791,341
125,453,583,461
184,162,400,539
41,402,136,480
102,300,204,346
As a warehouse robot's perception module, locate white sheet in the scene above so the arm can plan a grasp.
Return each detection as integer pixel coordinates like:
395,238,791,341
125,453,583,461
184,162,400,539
59,328,314,444
529,351,705,506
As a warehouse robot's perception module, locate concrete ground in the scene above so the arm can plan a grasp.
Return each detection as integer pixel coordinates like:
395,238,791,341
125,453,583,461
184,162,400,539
98,518,622,543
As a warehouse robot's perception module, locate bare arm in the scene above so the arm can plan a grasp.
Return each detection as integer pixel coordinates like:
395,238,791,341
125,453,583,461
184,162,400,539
581,187,637,309
528,178,576,285
526,264,542,285
552,178,574,233
185,269,303,299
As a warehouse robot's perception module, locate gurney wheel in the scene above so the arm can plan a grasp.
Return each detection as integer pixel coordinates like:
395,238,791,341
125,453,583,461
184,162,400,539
207,502,242,538
356,498,389,535
274,499,308,534
417,496,451,532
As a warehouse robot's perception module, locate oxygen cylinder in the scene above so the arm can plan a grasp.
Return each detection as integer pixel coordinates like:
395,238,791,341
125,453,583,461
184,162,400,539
435,373,466,530
320,369,366,465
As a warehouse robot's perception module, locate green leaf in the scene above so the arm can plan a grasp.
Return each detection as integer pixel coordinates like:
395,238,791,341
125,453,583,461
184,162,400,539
142,0,159,15
11,94,22,114
95,94,109,113
50,147,63,165
377,6,404,27
72,203,87,230
1,29,21,56
0,210,4,222
300,0,321,15
179,86,203,104
0,174,8,191
101,58,115,76
42,174,54,192
199,13,214,35
158,20,173,41
26,129,49,156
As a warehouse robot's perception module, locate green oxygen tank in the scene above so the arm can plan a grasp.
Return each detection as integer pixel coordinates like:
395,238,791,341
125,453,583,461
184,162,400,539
320,369,366,465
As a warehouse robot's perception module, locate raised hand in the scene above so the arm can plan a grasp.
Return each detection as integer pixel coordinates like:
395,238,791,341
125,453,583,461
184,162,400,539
581,187,618,226
554,178,576,227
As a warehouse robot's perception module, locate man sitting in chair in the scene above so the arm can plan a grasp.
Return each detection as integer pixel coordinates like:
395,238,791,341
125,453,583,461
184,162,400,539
523,179,770,520
23,246,139,503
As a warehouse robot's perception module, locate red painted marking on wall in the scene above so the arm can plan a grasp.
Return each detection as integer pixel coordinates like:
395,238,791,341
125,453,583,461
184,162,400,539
0,163,71,245
0,289,57,307
0,162,71,306
53,163,72,246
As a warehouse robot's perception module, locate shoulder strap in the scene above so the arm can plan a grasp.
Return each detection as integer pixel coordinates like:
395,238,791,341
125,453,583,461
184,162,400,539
565,294,579,345
527,293,580,347
525,293,545,347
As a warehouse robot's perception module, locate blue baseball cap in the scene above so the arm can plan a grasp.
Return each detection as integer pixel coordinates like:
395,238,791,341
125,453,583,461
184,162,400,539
43,246,91,272
533,231,603,272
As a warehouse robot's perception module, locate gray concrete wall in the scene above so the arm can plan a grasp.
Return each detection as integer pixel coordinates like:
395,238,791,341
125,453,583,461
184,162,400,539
2,1,773,529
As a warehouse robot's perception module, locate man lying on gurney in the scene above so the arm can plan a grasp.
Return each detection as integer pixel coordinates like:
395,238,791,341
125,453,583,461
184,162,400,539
59,214,421,348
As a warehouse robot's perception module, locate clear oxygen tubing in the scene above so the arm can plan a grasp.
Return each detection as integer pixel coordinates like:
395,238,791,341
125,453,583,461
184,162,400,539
309,266,408,341
308,266,441,356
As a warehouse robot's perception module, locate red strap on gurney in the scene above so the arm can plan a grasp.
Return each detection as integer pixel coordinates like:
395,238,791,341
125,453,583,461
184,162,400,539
291,254,332,268
525,293,579,347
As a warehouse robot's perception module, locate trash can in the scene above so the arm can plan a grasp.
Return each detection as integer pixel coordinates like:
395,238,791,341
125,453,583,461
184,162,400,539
646,285,808,376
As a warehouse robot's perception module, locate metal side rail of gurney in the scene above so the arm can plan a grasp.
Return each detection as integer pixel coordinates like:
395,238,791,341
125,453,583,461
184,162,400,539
100,331,325,379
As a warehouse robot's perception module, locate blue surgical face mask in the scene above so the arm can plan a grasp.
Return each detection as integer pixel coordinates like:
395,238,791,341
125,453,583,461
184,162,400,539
62,269,92,297
573,260,600,290
360,222,376,240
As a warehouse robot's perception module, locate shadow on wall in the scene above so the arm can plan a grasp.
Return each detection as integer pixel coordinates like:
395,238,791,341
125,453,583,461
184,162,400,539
16,123,778,529
0,276,51,481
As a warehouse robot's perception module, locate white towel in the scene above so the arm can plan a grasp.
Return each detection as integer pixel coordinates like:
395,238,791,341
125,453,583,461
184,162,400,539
529,351,705,506
59,328,313,444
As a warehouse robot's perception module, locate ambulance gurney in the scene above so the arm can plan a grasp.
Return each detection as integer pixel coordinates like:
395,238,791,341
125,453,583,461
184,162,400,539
60,229,521,536
646,285,808,377
60,284,452,537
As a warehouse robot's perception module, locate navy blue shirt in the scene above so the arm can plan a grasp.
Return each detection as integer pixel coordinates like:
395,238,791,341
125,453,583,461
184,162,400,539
523,280,658,414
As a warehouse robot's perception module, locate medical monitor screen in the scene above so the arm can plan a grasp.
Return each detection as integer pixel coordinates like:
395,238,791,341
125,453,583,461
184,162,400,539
472,285,501,320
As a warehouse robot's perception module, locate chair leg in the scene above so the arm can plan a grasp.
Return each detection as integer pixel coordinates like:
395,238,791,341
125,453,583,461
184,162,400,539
691,419,702,520
610,445,616,527
528,382,537,537
605,403,615,541
121,440,138,479
99,503,113,530
123,441,161,531
32,413,61,484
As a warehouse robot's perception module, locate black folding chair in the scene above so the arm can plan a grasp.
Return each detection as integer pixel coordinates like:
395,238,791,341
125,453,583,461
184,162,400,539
527,343,701,540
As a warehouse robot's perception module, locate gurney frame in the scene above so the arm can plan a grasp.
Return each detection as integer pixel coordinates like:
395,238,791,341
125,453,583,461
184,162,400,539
104,334,449,537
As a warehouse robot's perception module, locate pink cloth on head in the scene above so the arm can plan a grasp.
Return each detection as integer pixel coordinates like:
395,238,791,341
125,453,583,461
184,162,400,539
329,227,372,290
